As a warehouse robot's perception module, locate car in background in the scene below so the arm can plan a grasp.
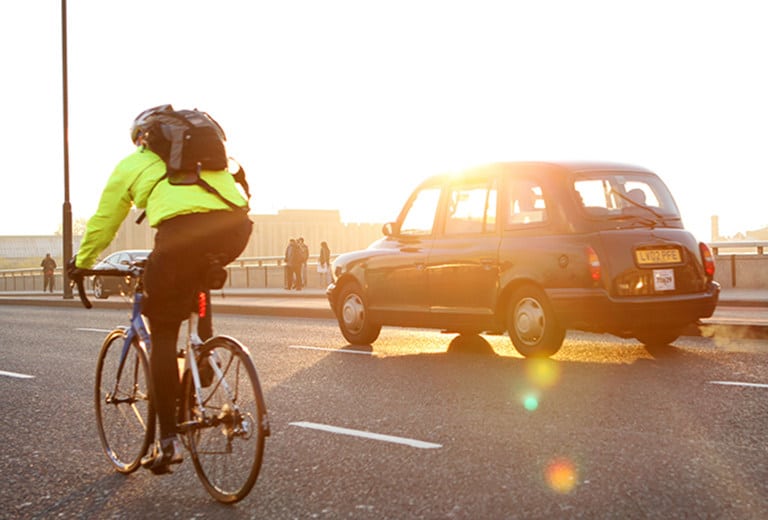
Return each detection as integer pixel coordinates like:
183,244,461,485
91,249,151,299
326,161,720,357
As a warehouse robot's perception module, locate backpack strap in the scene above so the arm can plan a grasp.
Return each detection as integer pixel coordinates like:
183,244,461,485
231,165,251,200
194,174,246,211
135,163,250,224
135,172,169,224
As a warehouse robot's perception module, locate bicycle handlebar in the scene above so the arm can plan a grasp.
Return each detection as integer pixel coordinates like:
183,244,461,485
71,267,141,309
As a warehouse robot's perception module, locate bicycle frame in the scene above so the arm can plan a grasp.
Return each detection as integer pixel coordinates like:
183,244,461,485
184,296,210,417
83,268,209,420
181,292,245,430
119,285,225,425
100,273,153,407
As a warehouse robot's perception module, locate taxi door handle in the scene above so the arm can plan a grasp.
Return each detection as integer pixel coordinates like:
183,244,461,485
480,258,495,270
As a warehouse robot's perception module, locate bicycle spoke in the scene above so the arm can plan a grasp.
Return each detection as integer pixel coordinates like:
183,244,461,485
130,402,148,431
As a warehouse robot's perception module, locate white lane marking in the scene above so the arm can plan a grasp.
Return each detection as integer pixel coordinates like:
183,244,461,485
76,328,113,333
710,381,768,389
291,421,442,449
0,370,34,379
289,345,372,356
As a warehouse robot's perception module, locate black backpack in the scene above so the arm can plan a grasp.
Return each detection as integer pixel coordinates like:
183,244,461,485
137,108,251,223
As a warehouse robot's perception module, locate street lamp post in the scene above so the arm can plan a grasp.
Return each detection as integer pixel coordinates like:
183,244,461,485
61,0,73,299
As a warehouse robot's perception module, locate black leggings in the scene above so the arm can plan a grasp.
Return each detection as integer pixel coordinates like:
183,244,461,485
143,210,252,439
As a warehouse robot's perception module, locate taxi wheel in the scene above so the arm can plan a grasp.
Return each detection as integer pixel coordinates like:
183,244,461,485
507,285,564,358
337,282,381,345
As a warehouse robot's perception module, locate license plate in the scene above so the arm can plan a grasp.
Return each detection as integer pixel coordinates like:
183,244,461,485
635,248,681,265
653,268,675,291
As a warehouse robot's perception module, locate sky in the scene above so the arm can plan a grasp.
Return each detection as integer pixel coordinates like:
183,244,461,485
1,0,766,242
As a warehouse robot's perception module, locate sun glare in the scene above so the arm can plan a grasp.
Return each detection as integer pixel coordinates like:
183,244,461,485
522,393,539,412
515,358,562,413
525,358,561,388
545,457,579,494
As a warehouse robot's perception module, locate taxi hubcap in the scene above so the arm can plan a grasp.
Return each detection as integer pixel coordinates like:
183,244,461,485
515,297,544,345
342,294,365,333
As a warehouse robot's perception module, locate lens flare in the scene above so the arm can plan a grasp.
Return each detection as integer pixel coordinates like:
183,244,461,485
525,358,560,388
545,457,578,494
522,393,539,411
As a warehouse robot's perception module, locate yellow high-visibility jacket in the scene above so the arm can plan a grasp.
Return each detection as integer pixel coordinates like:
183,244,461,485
76,146,248,268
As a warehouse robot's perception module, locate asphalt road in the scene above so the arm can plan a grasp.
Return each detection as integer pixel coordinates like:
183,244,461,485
1,306,767,519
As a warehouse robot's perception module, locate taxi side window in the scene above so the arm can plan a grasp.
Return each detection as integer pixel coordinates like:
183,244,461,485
444,180,497,235
400,187,441,236
507,180,547,227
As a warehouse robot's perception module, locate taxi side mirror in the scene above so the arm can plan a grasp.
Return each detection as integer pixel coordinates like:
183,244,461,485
382,222,398,237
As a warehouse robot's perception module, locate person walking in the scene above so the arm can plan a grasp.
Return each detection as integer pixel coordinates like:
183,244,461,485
318,241,331,286
40,253,57,293
67,104,252,475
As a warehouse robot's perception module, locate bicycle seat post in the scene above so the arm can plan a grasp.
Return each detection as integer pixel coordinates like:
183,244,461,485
188,310,204,352
184,306,211,417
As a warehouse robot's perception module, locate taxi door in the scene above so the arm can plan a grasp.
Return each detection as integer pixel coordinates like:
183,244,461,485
365,185,442,317
427,177,500,320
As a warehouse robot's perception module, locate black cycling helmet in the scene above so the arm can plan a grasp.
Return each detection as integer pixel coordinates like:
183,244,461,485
130,104,174,145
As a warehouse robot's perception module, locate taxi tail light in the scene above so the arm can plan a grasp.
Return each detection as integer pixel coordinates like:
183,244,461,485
587,246,601,282
699,242,715,279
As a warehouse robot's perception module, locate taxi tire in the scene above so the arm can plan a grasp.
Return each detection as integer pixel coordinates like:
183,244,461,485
336,282,381,345
507,285,565,358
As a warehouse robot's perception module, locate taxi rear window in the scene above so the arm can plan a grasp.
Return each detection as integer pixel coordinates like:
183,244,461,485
574,173,679,217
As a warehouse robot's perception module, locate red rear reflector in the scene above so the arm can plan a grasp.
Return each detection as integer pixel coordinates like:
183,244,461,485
699,242,715,278
587,246,601,282
197,291,207,318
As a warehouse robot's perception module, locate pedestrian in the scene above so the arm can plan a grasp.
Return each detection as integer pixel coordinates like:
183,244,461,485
288,238,304,290
297,237,309,288
41,253,57,293
67,104,252,475
318,241,331,285
284,238,297,290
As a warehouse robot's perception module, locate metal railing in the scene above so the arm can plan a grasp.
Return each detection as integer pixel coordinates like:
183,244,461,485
3,243,768,292
709,241,768,288
0,254,336,293
710,241,766,255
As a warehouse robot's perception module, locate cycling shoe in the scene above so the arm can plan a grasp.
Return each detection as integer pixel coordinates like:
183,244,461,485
141,437,183,475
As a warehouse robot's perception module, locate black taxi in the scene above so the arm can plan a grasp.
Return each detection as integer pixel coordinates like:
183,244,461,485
327,161,720,357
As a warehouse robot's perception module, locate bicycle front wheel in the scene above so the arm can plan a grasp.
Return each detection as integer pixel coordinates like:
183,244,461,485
182,336,268,503
94,329,154,473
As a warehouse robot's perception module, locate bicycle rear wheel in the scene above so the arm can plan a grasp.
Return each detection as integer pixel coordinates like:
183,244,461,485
94,329,154,473
181,336,268,503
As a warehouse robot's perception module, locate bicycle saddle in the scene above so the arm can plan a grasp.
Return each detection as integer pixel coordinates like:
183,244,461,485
205,254,228,290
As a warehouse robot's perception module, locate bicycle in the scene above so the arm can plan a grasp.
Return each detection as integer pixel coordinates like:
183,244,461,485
72,258,270,503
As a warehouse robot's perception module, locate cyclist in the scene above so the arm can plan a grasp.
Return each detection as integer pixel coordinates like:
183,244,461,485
68,105,252,474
